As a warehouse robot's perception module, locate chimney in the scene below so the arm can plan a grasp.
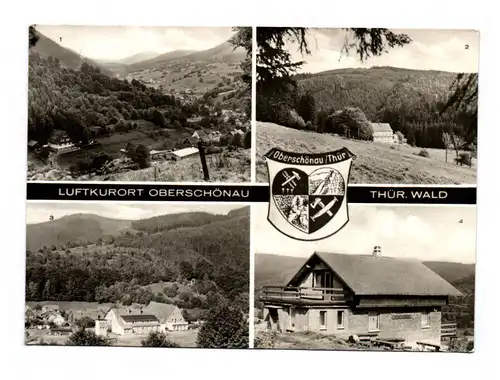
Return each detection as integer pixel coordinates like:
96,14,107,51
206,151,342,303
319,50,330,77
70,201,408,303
373,245,382,257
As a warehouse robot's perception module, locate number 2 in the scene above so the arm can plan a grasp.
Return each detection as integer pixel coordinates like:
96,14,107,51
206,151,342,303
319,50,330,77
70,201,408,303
465,45,469,50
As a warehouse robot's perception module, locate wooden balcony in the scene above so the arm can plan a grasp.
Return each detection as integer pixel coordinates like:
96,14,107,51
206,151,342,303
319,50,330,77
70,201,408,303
260,285,349,306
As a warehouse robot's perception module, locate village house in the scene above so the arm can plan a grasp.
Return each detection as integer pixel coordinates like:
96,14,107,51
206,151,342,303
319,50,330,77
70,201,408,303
182,136,200,147
143,302,189,332
25,305,36,324
47,130,79,153
260,248,461,348
172,147,199,160
150,149,175,161
41,310,65,327
370,123,394,144
104,308,161,335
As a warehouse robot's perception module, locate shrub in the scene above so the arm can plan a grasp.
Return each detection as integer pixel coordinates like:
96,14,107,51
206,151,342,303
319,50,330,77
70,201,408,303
141,332,180,347
76,316,95,329
418,149,430,158
67,328,110,346
243,131,251,149
196,305,249,348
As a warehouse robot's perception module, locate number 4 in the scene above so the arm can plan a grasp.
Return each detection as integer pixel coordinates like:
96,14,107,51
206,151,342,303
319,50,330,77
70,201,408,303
459,219,463,223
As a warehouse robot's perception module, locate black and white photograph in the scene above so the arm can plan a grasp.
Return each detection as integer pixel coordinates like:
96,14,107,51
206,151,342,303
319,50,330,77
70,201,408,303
255,28,478,185
24,202,250,348
27,25,252,182
253,203,475,352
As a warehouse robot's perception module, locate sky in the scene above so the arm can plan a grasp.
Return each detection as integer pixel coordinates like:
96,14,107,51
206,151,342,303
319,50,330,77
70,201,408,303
36,25,236,61
286,28,479,74
26,202,244,224
254,204,476,263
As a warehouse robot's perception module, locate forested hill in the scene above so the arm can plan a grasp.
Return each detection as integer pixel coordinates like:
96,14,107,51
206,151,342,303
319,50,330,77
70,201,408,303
28,50,191,145
296,66,458,118
25,207,250,310
293,66,477,148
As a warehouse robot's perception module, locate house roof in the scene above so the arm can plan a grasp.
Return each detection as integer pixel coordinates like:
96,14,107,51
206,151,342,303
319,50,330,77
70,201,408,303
370,123,393,133
289,252,462,297
173,147,199,158
193,130,208,138
49,130,69,142
184,137,199,144
142,302,178,324
121,314,159,323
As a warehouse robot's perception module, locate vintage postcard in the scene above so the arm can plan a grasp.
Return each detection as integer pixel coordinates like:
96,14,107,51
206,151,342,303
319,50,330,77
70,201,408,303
24,202,249,348
27,25,252,182
253,203,475,352
255,28,478,184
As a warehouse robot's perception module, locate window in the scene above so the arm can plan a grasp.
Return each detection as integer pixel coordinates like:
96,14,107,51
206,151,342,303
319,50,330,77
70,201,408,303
368,312,380,332
337,311,344,329
319,311,327,330
422,311,430,328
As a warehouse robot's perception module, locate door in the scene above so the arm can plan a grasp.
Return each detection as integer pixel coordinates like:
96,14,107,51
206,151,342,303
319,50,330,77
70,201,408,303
289,307,296,330
368,312,380,332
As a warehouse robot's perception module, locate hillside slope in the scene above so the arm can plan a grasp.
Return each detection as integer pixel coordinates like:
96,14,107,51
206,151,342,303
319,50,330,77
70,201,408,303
129,42,244,72
26,214,134,251
256,122,476,185
296,66,458,118
26,207,250,309
128,49,198,72
31,32,111,74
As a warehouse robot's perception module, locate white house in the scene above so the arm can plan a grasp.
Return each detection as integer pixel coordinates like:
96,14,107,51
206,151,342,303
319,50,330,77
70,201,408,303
104,308,161,335
172,147,199,160
143,302,189,332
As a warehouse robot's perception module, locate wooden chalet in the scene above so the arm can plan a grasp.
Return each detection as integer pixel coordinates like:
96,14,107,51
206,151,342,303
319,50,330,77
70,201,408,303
260,248,461,348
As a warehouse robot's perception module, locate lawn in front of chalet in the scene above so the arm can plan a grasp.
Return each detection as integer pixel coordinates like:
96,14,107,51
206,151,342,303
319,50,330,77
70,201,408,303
256,122,476,185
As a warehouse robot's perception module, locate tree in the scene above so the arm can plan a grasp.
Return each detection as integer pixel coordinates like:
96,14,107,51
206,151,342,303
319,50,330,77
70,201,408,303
328,107,372,139
67,328,110,346
257,28,411,86
141,332,180,347
256,28,412,125
29,25,39,48
196,305,249,348
442,132,452,162
76,316,95,329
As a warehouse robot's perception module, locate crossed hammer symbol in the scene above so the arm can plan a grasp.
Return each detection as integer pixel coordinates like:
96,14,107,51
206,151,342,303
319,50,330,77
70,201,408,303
310,197,338,221
281,170,301,190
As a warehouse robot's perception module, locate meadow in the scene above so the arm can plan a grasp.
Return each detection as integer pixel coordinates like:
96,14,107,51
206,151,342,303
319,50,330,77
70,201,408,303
256,122,476,185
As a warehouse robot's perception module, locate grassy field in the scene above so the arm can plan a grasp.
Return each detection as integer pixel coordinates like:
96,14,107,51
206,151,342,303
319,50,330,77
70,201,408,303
56,125,190,169
26,328,199,348
256,122,476,185
94,148,251,182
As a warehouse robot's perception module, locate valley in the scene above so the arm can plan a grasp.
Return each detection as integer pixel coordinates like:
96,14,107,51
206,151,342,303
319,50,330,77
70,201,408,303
27,26,252,182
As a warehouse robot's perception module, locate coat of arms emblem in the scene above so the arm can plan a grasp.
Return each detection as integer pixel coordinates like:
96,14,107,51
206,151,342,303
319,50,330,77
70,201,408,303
265,148,356,241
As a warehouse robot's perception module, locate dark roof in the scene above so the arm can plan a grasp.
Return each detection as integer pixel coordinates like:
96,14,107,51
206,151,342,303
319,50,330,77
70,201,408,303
184,137,199,144
49,129,69,142
142,302,178,324
120,314,159,323
194,130,208,138
290,252,462,297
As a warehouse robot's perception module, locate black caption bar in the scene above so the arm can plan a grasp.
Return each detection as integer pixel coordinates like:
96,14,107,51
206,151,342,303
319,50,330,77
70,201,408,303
27,183,476,205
